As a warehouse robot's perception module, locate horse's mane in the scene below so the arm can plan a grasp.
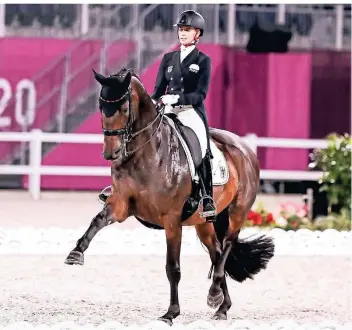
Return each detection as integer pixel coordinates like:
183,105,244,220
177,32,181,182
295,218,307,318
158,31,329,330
111,67,142,84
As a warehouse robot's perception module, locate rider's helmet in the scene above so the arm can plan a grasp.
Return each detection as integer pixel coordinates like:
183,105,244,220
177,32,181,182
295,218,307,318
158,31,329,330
173,10,205,37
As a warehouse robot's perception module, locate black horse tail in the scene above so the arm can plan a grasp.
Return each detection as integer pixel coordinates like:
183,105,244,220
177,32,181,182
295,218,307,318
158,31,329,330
211,207,275,283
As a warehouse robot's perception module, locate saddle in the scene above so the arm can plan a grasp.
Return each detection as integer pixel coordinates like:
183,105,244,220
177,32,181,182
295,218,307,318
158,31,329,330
164,113,229,221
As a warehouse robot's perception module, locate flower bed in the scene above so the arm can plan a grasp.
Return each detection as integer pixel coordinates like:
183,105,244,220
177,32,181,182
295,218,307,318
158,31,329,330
245,133,351,232
245,201,350,231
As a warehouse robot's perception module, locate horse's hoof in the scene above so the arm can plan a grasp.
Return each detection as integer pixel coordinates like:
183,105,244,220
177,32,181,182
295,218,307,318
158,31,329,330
207,291,224,309
212,312,227,320
64,251,84,265
157,317,173,326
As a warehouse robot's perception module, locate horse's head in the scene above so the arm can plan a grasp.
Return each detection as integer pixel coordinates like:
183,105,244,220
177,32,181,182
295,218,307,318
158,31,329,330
93,68,137,160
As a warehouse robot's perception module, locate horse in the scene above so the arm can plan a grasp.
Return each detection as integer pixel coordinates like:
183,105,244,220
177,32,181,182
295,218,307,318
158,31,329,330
64,67,275,325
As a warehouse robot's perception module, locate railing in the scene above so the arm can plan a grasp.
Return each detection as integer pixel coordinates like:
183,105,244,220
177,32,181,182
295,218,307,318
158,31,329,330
1,5,140,165
1,4,350,50
0,130,326,200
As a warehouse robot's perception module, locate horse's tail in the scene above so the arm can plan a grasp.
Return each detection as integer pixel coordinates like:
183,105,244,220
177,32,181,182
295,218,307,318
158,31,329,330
212,207,275,283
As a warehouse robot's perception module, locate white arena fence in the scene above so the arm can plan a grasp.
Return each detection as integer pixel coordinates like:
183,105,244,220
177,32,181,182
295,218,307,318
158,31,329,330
0,130,327,200
0,320,350,330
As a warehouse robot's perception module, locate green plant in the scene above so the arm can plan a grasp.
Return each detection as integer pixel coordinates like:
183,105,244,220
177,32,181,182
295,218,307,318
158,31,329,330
309,133,351,217
312,208,351,231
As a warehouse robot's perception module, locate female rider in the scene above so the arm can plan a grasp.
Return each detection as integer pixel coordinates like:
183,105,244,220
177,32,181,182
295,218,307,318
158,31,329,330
151,10,216,222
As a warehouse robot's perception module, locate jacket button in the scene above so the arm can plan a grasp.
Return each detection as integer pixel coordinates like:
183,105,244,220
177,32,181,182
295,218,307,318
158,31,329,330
181,88,184,92
180,77,183,81
171,88,174,91
170,77,173,80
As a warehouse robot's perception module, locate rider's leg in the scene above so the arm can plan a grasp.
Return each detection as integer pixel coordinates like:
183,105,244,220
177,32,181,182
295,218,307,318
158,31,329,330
198,147,217,222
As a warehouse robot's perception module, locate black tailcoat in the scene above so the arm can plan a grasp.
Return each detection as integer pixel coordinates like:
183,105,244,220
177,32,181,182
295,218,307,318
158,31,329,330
151,47,212,133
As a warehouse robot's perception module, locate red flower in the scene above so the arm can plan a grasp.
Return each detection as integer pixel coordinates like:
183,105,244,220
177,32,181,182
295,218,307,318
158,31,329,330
247,210,257,221
266,213,274,223
291,221,298,228
252,214,263,226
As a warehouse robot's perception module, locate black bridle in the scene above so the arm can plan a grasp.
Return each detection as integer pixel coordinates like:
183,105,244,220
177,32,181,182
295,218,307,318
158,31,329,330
100,86,165,158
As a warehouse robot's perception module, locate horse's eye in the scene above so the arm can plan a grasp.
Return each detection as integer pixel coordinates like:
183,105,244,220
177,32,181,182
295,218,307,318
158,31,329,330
122,107,129,114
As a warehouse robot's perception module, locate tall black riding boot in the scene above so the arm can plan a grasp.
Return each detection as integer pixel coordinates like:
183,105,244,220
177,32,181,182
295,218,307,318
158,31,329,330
198,152,217,222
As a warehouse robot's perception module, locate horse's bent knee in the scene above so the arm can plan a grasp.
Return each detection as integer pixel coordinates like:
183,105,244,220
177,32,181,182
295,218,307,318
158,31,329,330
106,196,129,222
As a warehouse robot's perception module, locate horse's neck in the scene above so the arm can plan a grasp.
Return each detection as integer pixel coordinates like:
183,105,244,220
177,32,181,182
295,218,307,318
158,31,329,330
131,82,183,166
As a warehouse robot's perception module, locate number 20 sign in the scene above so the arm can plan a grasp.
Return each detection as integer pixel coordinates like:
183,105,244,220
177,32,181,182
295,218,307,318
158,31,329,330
0,78,37,128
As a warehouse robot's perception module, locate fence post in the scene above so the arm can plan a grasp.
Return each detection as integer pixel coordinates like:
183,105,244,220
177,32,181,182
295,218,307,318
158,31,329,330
28,129,43,200
227,3,236,46
80,4,89,36
245,133,258,154
0,4,5,38
276,4,286,24
335,4,344,50
58,54,70,133
214,4,220,44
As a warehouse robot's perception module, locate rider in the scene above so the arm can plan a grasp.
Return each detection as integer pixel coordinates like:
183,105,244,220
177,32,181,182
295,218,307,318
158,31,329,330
150,10,216,222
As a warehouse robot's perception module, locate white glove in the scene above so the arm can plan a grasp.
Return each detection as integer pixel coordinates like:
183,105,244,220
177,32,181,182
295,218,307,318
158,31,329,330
161,94,180,106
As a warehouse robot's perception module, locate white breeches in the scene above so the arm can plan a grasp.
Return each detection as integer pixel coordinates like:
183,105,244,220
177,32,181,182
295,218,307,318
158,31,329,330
165,105,207,158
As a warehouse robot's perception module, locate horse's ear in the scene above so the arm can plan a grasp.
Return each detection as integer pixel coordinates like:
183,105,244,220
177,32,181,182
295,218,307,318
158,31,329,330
120,71,132,90
92,69,106,85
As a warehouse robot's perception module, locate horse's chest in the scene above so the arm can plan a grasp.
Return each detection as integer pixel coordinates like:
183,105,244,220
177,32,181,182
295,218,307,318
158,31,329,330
129,189,169,223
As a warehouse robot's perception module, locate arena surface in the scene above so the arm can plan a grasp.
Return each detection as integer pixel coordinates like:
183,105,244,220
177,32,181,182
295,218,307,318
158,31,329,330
0,255,351,327
0,191,351,327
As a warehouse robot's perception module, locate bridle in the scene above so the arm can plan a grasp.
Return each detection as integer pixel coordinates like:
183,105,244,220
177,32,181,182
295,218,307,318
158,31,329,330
100,86,165,158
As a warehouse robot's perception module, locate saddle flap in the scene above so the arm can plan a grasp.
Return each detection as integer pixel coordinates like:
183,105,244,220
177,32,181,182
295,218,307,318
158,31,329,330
164,115,229,186
166,114,202,168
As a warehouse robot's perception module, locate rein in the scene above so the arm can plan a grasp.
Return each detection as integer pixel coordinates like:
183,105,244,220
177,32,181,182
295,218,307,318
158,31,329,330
100,86,165,158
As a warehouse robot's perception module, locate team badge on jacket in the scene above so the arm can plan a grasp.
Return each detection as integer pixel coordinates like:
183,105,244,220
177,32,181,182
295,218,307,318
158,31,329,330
189,64,200,73
167,66,173,73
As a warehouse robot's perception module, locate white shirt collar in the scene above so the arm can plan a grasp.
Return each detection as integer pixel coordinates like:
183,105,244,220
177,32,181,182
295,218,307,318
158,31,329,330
180,45,195,62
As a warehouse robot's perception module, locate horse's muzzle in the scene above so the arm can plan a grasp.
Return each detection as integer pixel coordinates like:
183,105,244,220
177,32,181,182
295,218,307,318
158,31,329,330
102,149,120,160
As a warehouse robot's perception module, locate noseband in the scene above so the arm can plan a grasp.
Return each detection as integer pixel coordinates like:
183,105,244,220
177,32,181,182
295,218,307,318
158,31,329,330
100,86,164,158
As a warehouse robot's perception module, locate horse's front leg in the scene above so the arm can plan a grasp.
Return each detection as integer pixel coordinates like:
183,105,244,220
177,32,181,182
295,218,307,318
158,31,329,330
158,223,182,326
64,204,117,265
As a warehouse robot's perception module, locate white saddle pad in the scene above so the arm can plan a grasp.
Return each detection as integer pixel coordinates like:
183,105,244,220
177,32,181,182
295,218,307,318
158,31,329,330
164,115,229,186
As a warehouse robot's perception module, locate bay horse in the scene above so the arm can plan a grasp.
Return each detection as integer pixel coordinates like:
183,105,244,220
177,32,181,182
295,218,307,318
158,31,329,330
64,67,275,325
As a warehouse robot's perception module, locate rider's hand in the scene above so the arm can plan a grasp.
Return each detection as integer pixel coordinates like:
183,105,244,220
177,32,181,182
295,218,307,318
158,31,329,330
161,94,180,106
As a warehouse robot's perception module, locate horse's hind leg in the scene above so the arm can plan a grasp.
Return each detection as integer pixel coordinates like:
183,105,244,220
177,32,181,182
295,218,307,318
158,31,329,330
64,204,115,265
196,222,232,320
209,198,274,304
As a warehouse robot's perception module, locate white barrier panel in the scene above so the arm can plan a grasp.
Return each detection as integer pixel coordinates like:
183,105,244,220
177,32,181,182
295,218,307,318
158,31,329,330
0,130,327,200
0,227,350,256
0,320,351,329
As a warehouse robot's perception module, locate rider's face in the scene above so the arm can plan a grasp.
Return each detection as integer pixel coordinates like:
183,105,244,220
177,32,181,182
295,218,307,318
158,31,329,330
178,26,200,46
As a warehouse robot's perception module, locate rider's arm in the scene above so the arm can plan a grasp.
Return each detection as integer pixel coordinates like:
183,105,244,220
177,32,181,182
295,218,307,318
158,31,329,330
151,54,169,101
177,55,211,106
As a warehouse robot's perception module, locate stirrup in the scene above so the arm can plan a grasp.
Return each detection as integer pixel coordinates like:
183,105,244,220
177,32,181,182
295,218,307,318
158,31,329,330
98,185,112,204
198,195,217,218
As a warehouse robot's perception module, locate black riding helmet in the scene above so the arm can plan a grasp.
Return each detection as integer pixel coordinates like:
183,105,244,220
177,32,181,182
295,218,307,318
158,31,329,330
173,10,205,36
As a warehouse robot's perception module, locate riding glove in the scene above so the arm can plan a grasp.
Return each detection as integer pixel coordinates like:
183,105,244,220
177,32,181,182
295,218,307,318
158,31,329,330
161,94,180,106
